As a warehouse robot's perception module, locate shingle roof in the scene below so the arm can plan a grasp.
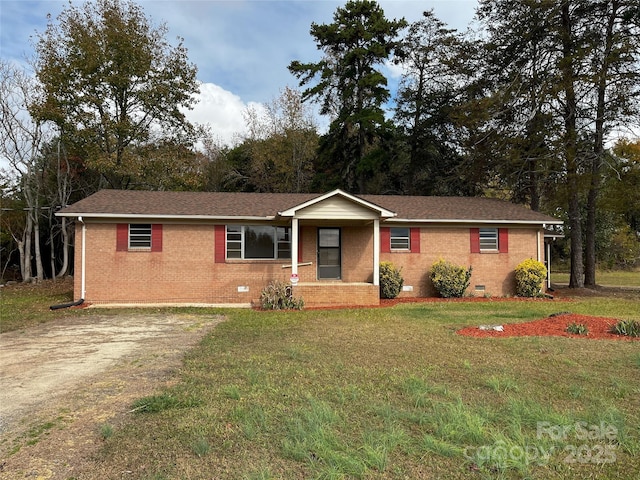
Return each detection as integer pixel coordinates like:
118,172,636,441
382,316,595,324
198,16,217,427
57,189,561,224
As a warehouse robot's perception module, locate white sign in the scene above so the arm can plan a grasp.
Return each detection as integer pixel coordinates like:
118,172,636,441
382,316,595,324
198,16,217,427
290,274,299,285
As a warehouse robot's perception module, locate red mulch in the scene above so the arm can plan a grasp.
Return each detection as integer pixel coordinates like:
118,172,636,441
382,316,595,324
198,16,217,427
457,313,639,341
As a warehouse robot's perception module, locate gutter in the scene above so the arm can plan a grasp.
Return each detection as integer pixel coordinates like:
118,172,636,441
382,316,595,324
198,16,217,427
55,212,278,221
385,218,564,225
50,216,85,310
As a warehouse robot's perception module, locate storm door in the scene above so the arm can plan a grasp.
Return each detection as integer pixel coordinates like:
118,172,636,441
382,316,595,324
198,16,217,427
317,228,341,280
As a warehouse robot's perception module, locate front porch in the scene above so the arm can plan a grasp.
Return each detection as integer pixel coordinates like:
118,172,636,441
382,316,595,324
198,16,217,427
292,282,379,308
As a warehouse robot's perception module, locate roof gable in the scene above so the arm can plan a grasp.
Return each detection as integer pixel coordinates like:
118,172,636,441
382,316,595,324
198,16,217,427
278,189,395,219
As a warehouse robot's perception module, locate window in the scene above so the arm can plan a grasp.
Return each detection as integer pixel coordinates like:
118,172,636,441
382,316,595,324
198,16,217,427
226,225,291,260
129,224,152,248
381,227,420,253
390,227,410,250
117,224,161,252
479,228,498,251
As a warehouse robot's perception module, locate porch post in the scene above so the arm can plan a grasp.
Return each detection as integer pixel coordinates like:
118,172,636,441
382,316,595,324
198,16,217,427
373,219,380,286
546,241,551,289
291,217,299,276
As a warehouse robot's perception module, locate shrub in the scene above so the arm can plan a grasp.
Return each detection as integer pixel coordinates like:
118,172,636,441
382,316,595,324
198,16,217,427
610,319,640,337
430,259,472,298
514,259,547,297
260,280,304,310
379,261,403,299
566,323,589,335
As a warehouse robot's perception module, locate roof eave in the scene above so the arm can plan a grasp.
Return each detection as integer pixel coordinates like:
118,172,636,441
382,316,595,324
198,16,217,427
55,212,277,221
386,218,564,225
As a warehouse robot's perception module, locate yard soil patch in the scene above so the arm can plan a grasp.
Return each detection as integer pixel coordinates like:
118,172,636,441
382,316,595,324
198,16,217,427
0,313,223,480
457,313,639,340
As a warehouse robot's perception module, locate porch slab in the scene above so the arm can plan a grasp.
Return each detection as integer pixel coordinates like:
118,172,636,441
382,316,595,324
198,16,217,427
292,282,379,308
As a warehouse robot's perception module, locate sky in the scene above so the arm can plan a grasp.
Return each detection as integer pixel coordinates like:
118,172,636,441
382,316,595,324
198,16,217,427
0,0,478,147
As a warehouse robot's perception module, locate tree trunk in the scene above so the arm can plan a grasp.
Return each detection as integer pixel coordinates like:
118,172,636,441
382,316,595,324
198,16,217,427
560,1,584,289
23,214,32,281
16,236,26,282
585,0,617,287
50,222,57,279
33,209,44,282
56,216,70,278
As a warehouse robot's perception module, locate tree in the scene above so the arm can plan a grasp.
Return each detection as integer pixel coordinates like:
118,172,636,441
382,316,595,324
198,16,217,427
289,0,406,193
393,11,468,195
32,0,200,190
583,1,640,285
243,87,318,193
472,0,640,287
0,61,49,282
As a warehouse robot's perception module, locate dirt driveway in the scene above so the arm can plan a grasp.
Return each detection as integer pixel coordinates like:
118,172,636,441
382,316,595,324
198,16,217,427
0,312,223,479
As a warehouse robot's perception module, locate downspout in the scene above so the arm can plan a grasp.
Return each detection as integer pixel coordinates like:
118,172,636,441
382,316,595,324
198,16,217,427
50,216,85,310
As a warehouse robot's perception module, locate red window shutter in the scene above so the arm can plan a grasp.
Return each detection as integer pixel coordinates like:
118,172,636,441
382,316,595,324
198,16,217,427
298,226,303,262
499,228,509,253
151,224,163,252
116,224,128,251
470,228,480,253
214,225,226,263
410,228,421,253
380,227,391,253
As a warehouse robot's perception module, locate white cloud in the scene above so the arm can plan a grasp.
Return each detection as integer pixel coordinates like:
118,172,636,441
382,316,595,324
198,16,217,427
185,81,262,148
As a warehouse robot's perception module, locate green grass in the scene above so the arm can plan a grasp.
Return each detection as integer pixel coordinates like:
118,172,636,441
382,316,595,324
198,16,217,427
92,299,639,479
3,282,639,478
551,269,640,287
0,278,80,333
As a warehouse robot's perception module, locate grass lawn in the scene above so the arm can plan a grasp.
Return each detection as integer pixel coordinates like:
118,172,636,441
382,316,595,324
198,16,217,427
91,300,639,479
0,278,82,333
2,282,639,478
551,269,640,287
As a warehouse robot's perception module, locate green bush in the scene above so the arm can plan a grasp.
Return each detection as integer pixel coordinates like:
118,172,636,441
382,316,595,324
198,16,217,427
379,261,404,299
515,258,547,297
566,323,589,335
260,280,304,310
610,319,640,337
430,259,472,298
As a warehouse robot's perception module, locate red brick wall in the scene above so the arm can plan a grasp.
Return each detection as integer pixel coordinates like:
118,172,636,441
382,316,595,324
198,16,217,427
79,222,292,305
294,283,379,307
380,226,541,297
74,222,542,306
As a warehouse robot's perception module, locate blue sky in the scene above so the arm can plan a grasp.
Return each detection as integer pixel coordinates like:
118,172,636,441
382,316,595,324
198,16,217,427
0,0,478,146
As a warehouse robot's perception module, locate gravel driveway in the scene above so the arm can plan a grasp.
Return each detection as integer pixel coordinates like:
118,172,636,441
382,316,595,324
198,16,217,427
0,312,222,478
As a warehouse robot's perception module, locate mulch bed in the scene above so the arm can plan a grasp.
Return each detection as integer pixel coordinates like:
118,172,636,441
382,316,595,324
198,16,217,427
457,313,639,341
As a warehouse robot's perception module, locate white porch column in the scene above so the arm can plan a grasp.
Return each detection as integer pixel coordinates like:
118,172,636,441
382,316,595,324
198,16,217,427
291,217,299,276
373,219,380,286
546,241,552,289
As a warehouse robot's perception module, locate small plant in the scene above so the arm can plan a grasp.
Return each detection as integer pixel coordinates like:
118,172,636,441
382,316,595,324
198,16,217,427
514,258,547,297
610,319,640,337
260,280,304,310
566,323,589,336
99,423,114,439
192,436,211,457
430,259,472,298
379,261,403,299
130,392,200,413
222,384,241,400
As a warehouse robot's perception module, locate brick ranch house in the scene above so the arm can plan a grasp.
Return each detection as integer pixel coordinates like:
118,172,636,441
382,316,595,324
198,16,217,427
56,189,563,307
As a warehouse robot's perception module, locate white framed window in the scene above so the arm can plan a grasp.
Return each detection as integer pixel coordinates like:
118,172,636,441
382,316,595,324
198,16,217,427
479,228,498,251
129,224,152,249
390,227,410,250
226,225,291,260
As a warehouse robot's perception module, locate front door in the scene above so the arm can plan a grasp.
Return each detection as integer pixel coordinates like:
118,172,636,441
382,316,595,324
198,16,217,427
317,228,341,280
